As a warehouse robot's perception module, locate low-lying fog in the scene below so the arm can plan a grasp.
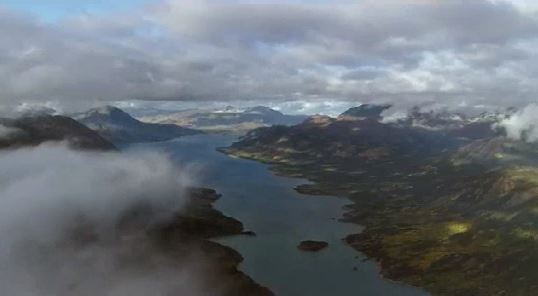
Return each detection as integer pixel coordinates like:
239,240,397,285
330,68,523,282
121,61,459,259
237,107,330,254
0,143,208,296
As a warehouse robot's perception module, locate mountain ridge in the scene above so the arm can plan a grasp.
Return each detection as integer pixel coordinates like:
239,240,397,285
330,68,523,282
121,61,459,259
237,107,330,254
0,114,117,151
74,106,202,144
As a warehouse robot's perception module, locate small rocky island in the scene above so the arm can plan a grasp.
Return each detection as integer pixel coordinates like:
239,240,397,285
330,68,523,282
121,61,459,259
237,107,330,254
297,240,329,252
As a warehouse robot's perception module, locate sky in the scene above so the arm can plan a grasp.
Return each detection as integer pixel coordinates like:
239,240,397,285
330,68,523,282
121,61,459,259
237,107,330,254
1,0,538,114
2,0,155,21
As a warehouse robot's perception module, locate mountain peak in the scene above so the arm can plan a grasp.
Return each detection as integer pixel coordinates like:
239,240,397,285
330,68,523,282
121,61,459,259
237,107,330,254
246,106,282,115
89,105,128,117
339,104,392,120
0,114,116,151
76,105,138,126
75,106,200,144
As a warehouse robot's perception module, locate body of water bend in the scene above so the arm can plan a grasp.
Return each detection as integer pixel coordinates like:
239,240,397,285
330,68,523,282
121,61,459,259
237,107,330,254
128,134,428,296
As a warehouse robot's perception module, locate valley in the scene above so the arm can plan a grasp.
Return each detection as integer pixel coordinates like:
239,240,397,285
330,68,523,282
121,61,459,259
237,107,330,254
4,104,538,295
4,1,537,294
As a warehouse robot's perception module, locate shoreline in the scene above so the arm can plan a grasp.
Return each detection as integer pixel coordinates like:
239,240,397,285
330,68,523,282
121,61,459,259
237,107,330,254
157,187,275,296
219,148,429,295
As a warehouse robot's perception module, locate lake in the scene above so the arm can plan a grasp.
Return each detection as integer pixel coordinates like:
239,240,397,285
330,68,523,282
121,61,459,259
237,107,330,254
131,134,428,296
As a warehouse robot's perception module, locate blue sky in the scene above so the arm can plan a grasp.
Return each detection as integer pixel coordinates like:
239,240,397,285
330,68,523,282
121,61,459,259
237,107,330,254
1,0,345,21
2,0,156,21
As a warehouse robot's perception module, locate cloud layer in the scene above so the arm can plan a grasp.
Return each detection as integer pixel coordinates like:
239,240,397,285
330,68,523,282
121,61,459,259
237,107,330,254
498,104,538,142
1,0,538,111
0,143,209,295
0,124,22,139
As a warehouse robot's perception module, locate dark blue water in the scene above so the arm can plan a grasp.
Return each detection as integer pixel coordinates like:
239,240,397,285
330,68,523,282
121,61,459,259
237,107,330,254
129,134,428,296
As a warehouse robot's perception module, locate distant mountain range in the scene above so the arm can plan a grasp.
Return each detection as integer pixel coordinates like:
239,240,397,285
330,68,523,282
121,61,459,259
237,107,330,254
0,115,116,151
0,105,204,150
73,106,201,144
231,105,502,163
139,106,308,133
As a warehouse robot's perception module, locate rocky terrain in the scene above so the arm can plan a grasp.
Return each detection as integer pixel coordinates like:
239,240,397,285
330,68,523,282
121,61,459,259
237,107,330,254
140,106,307,134
222,105,538,295
74,106,201,144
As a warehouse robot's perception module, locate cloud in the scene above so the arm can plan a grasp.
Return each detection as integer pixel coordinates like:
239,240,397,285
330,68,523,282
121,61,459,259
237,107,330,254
0,124,23,139
0,143,212,295
267,100,360,116
497,104,538,141
1,1,538,111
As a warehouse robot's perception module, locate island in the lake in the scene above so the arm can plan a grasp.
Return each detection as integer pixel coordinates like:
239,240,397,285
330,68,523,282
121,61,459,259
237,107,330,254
297,240,329,252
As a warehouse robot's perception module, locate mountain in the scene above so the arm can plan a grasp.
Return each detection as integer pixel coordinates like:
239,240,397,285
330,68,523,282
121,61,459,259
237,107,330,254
229,107,489,164
227,105,504,163
140,106,308,133
74,106,201,144
451,136,538,166
338,104,392,120
222,105,538,295
0,115,116,151
391,106,501,140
